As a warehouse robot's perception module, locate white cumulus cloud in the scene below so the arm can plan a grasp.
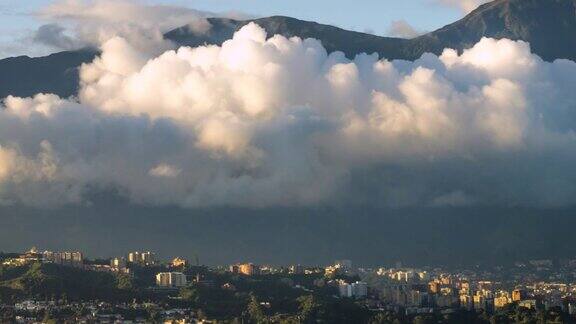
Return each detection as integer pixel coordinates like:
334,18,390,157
1,23,576,208
434,0,492,14
386,20,422,38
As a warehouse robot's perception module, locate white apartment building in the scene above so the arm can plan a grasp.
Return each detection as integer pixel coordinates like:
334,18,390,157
156,272,187,287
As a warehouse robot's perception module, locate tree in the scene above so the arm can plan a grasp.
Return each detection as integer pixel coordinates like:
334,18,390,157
179,287,200,305
116,274,134,291
197,309,207,320
370,312,399,324
247,294,266,323
297,295,319,323
147,307,162,322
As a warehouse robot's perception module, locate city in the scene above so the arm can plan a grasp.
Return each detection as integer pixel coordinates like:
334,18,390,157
3,0,576,323
1,247,576,323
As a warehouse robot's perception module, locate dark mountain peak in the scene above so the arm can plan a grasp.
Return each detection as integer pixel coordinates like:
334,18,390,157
0,49,97,99
417,0,576,60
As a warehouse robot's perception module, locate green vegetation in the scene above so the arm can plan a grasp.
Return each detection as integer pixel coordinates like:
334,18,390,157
2,263,575,323
0,262,374,322
0,263,136,302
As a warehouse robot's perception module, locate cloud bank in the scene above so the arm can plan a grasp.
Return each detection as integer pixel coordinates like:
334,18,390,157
386,20,422,38
1,0,220,58
435,0,491,14
2,22,576,208
31,0,215,53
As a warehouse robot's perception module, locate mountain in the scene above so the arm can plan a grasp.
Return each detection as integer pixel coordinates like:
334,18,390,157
1,0,576,99
165,16,411,60
0,49,97,99
413,0,576,61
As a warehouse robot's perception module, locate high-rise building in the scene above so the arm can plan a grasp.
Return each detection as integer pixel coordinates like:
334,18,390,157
512,289,527,302
429,282,440,294
338,281,368,299
43,251,83,267
238,263,260,276
338,282,353,298
171,257,187,268
352,281,368,298
128,252,140,263
289,265,305,274
156,272,187,287
110,257,127,269
460,295,474,310
229,265,240,273
128,251,156,265
141,251,156,265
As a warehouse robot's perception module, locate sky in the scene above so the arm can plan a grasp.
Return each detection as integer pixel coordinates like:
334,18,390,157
0,0,469,58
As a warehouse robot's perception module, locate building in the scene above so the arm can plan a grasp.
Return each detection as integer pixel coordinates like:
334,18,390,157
229,264,239,273
544,294,563,310
473,294,494,311
128,252,140,263
393,270,415,282
110,257,127,269
289,265,305,274
43,251,83,267
418,271,430,281
435,294,459,308
518,299,538,310
2,247,42,266
141,251,156,265
338,281,368,299
512,289,527,302
429,282,440,294
460,295,474,310
229,263,261,276
128,251,156,265
568,302,576,315
494,291,512,308
326,260,354,277
171,257,187,268
3,248,84,267
338,282,353,297
156,272,187,288
352,281,368,298
334,260,352,271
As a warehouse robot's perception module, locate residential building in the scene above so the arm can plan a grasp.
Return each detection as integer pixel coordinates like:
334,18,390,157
171,257,187,268
156,272,187,288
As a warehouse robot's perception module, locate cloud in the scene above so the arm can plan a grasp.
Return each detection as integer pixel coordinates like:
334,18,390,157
386,20,422,38
2,23,576,208
33,0,216,53
149,163,181,178
434,0,491,14
3,0,247,58
32,24,81,51
431,191,476,207
40,0,213,32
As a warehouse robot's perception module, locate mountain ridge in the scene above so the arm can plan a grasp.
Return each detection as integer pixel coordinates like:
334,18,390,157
2,0,576,98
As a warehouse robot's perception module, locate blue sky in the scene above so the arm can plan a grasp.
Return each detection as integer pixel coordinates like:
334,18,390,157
183,0,463,32
0,0,466,58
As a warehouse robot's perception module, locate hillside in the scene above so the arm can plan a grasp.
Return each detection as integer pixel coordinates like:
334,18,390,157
0,263,131,302
412,0,576,61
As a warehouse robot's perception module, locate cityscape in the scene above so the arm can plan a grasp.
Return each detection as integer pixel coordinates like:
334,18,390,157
1,247,576,323
3,0,576,323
